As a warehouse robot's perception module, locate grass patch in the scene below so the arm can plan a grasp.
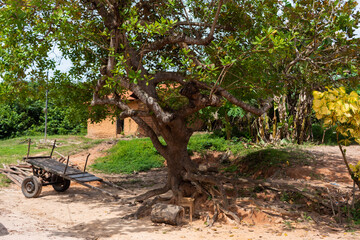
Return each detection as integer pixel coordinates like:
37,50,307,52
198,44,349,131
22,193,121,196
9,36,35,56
0,135,105,165
0,174,11,187
188,134,229,153
236,148,290,177
92,138,165,174
187,133,246,155
0,135,106,186
91,133,313,175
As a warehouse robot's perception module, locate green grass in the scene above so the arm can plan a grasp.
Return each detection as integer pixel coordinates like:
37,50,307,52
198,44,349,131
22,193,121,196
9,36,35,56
0,174,11,187
91,133,251,174
187,133,246,155
92,133,315,175
0,135,104,165
0,135,105,186
91,138,165,174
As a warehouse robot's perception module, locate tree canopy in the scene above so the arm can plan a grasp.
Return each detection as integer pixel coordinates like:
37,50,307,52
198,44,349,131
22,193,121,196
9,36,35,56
1,0,360,220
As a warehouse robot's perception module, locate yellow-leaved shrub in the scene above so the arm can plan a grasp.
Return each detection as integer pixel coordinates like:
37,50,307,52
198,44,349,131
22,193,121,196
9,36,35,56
313,87,360,180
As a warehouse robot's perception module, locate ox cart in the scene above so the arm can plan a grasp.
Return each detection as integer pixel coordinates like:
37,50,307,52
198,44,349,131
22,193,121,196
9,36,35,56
21,140,129,199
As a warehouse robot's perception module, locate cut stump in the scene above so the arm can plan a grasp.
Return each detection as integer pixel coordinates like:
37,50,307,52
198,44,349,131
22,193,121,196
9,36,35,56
151,203,184,225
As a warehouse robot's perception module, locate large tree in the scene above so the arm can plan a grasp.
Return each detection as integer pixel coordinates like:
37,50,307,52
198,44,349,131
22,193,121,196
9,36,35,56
1,0,359,217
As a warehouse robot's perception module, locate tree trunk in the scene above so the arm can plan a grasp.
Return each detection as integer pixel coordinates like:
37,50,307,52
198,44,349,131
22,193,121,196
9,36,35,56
165,142,197,200
155,119,198,201
276,95,288,139
293,90,313,144
224,113,232,140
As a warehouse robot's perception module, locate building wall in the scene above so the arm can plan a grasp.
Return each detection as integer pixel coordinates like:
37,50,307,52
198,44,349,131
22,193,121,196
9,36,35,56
123,117,139,135
123,101,140,136
87,101,141,138
87,116,117,138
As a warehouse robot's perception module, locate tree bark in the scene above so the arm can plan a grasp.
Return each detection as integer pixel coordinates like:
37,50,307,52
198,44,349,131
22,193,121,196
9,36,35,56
151,203,184,225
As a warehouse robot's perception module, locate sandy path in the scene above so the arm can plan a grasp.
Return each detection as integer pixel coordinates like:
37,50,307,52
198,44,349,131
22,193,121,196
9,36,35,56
1,144,360,239
1,177,360,240
1,184,359,240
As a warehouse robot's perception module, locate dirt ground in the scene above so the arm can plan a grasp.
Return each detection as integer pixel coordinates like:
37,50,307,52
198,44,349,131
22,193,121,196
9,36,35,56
1,143,360,240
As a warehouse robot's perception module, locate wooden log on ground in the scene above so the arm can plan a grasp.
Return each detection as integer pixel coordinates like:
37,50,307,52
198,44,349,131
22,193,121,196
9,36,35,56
151,203,184,225
9,166,29,176
0,168,27,176
55,151,66,159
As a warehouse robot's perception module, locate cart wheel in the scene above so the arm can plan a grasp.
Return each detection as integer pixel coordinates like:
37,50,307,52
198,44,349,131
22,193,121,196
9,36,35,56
51,175,71,192
21,176,42,198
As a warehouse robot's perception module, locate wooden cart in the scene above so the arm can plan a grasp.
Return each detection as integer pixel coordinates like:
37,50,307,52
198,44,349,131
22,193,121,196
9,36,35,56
21,140,129,199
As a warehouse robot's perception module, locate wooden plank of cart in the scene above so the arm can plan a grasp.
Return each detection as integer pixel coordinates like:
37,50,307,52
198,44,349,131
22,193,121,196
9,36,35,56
21,139,130,199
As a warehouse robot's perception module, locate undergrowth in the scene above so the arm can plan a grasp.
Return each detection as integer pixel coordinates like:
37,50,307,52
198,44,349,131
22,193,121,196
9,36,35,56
187,133,245,155
0,174,11,187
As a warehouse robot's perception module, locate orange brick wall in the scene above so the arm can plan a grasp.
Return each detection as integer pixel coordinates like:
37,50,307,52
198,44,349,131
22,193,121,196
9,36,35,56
87,101,142,138
123,117,139,135
87,116,117,138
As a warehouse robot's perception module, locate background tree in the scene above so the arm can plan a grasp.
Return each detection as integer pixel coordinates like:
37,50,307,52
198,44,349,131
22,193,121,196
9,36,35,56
0,79,90,138
1,0,359,219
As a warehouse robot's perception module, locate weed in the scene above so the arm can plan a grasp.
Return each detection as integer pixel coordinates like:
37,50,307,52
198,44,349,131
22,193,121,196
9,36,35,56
0,174,12,187
222,165,238,173
342,201,360,225
302,212,312,221
280,191,304,204
283,220,293,230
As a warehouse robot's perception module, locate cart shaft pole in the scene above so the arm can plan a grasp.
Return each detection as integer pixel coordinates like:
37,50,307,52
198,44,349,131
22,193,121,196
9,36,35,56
50,140,56,158
84,153,91,172
27,139,31,160
63,156,70,174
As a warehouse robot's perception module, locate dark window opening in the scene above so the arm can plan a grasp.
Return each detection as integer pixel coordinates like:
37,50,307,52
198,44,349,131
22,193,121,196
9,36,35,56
116,118,124,134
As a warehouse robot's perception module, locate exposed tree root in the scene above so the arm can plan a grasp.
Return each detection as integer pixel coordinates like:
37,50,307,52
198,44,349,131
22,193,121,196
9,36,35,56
219,205,241,224
122,184,171,204
122,168,355,226
207,203,219,227
123,196,173,220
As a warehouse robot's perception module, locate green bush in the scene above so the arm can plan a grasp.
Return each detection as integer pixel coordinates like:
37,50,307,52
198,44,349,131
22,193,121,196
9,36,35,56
312,124,341,145
0,100,86,139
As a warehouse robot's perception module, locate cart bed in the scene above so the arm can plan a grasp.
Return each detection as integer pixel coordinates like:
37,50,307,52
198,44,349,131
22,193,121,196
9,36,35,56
26,157,102,182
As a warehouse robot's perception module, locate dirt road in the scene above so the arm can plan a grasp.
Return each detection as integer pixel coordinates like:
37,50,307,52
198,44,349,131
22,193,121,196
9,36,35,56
1,145,360,239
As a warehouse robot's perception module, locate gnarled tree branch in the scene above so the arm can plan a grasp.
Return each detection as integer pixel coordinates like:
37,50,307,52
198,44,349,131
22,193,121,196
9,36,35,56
193,80,273,116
